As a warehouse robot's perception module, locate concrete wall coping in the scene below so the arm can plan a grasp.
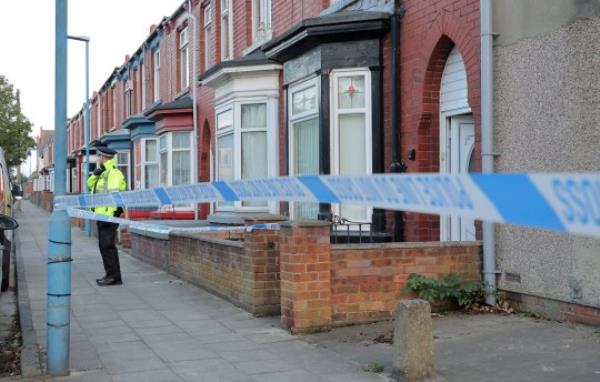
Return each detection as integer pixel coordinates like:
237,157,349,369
130,220,211,240
279,220,331,228
171,232,244,249
130,228,169,240
332,240,482,251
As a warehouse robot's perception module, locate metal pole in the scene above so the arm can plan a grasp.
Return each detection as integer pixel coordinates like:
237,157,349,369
84,39,91,236
47,0,71,375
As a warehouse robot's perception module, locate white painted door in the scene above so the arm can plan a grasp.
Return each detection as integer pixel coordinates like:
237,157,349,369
445,114,476,241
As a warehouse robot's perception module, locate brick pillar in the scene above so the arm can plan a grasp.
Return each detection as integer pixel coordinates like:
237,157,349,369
243,215,286,317
280,220,331,333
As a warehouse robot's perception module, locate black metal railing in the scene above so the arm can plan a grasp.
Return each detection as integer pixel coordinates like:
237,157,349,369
329,215,392,244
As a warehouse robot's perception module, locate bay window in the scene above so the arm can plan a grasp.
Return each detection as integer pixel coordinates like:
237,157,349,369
217,109,234,208
288,77,320,219
215,100,275,211
142,138,159,189
159,135,168,185
116,151,131,190
172,132,191,185
331,69,372,222
180,27,190,89
158,132,193,187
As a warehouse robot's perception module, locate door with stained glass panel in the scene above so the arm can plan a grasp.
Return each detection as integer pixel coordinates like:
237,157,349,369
288,78,320,219
331,70,372,224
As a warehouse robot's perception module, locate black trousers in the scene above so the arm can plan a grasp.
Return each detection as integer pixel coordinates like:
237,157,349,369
97,221,121,279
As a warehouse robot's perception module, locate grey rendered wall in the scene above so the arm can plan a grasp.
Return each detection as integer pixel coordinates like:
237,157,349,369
493,1,600,307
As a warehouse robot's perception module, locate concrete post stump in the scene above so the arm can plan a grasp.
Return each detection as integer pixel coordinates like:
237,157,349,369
393,299,436,381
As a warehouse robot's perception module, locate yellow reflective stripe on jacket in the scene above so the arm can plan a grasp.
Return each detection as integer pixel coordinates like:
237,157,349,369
87,158,127,217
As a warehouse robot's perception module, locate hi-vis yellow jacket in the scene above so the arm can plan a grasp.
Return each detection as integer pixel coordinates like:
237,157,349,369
86,158,127,217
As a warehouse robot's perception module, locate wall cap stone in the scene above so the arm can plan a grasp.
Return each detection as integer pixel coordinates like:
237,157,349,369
279,220,331,228
243,214,288,223
170,232,244,248
332,240,482,250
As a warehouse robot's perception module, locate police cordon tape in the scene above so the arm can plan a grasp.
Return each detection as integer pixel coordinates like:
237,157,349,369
66,208,280,235
55,173,600,238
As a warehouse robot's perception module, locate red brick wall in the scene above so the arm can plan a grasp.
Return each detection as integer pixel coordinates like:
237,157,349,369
280,221,332,333
166,228,281,316
23,181,33,196
506,292,600,327
271,0,325,38
41,190,54,212
381,0,481,241
130,232,171,270
330,242,482,326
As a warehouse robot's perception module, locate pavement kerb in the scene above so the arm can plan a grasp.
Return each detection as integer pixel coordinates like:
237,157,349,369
14,225,44,377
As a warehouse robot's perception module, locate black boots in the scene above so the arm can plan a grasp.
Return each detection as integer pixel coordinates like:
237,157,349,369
96,275,122,286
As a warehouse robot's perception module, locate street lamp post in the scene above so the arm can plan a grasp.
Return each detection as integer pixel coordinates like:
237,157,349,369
47,0,71,375
67,34,91,236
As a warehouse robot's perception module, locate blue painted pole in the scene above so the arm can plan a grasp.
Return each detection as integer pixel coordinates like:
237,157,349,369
84,39,91,236
47,0,71,376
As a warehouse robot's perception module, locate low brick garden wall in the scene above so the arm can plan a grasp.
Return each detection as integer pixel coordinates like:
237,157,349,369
130,227,280,316
278,221,483,333
129,219,482,333
330,242,482,326
130,230,171,270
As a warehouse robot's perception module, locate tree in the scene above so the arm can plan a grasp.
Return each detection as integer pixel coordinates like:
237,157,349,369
0,76,36,167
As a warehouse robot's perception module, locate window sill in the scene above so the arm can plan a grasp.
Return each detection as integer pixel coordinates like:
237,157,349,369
242,32,273,56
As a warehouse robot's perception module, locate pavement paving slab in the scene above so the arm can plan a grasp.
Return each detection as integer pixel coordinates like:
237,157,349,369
12,201,386,382
11,200,600,382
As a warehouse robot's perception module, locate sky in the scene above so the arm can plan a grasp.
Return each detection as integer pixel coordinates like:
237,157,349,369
0,0,183,175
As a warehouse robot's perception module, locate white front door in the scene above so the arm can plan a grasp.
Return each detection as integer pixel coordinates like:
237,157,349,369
442,114,476,241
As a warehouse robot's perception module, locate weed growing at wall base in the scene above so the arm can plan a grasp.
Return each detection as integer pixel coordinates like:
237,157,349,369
403,273,486,309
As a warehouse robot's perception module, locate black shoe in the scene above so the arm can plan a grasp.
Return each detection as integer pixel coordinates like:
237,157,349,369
96,275,108,283
96,276,122,286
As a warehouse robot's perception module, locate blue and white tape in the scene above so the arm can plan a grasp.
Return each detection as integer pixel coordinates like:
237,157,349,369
55,173,600,238
66,208,280,235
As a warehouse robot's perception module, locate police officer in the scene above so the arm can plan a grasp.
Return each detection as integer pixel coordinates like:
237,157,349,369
87,145,127,286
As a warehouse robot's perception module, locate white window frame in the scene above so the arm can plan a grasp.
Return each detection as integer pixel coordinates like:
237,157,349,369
204,4,213,69
159,134,168,186
251,0,272,44
141,57,146,110
215,98,277,212
116,151,131,191
141,137,159,190
288,76,320,220
157,132,193,187
220,0,233,61
330,68,373,224
124,80,133,118
180,27,190,90
153,50,161,101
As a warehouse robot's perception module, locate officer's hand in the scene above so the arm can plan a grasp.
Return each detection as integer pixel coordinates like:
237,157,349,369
114,207,124,217
93,164,105,176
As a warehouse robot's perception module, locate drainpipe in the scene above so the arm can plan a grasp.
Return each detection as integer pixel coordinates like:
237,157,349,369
187,0,199,220
481,0,497,306
390,0,407,242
